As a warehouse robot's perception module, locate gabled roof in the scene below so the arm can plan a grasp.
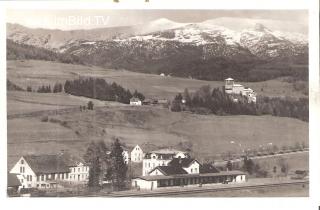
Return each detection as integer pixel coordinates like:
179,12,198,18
7,173,21,187
150,166,188,176
23,155,70,175
199,163,220,174
168,158,200,168
225,78,234,81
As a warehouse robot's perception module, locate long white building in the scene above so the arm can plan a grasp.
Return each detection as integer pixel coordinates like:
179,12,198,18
133,157,246,190
9,154,89,189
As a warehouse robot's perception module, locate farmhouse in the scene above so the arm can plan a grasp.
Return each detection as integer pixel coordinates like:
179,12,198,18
133,157,246,190
9,154,89,189
224,78,256,103
142,149,189,176
130,97,142,106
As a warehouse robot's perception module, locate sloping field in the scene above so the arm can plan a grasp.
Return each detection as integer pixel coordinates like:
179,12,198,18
7,91,123,116
7,60,307,99
7,105,308,170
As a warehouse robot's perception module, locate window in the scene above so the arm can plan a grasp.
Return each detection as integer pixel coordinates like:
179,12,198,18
27,175,29,181
191,168,193,173
20,159,24,164
62,173,64,179
148,163,150,167
37,176,39,182
195,168,197,173
21,179,23,183
66,173,69,179
30,175,32,181
78,168,80,172
41,175,44,181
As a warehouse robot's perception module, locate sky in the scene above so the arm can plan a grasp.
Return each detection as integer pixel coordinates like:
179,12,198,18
6,10,308,33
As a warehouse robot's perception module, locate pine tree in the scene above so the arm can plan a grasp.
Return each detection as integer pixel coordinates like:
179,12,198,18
109,138,127,191
84,142,102,188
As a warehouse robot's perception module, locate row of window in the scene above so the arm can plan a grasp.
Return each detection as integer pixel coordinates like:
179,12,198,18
144,161,166,168
19,166,25,173
26,175,33,181
36,173,69,182
71,166,89,173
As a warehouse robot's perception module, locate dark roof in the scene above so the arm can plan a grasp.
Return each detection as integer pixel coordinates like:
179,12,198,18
150,166,188,176
200,163,220,174
130,97,141,102
168,158,199,168
23,155,70,175
135,170,246,181
7,173,21,187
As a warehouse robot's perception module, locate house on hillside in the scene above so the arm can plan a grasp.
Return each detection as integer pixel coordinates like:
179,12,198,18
132,157,246,190
130,97,142,106
224,78,257,103
9,154,89,189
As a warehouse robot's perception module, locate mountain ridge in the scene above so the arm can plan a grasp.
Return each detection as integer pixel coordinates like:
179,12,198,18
6,18,308,82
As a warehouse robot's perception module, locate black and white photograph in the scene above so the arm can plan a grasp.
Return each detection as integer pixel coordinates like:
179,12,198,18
1,0,319,208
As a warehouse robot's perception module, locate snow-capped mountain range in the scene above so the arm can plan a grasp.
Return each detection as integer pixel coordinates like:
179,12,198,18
7,18,308,81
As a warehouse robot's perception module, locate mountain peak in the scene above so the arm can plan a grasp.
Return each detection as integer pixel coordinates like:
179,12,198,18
151,18,176,25
253,23,269,32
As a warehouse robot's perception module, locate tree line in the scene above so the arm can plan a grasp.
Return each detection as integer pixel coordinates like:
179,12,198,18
7,39,83,65
171,86,308,122
26,83,63,93
84,138,128,191
64,78,145,104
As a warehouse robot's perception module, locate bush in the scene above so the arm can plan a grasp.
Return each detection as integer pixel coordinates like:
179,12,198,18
41,116,49,122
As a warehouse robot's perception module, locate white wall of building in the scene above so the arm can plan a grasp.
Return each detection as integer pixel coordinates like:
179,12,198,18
130,101,142,106
69,163,89,182
142,159,171,176
10,157,37,189
131,145,144,163
235,174,246,183
122,151,129,164
10,157,89,189
183,161,200,174
132,178,158,190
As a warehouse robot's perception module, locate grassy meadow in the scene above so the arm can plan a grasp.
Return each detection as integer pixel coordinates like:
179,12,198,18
7,60,309,172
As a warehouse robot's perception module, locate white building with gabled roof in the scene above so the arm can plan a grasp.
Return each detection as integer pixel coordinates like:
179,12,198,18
9,154,89,189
